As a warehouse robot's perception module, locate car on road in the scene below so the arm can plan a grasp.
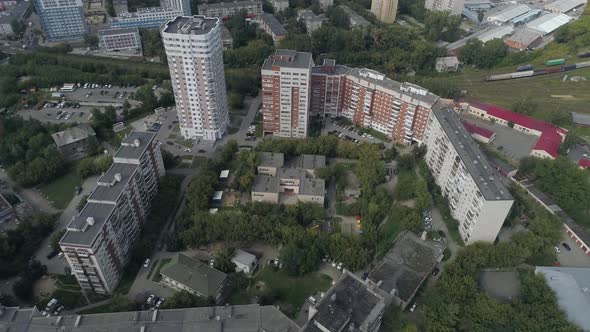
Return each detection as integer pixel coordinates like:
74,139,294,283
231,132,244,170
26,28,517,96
409,303,417,312
431,267,440,276
562,243,571,251
497,146,504,150
46,250,60,260
166,141,174,146
143,258,151,268
198,149,206,153
209,259,215,267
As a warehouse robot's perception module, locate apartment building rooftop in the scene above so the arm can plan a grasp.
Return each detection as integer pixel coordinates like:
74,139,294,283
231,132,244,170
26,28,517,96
160,253,227,298
431,104,512,201
115,131,157,160
367,231,445,303
259,152,285,168
347,68,440,106
262,49,314,70
198,0,262,10
3,304,299,332
97,27,139,36
311,59,352,75
260,13,288,36
51,124,96,147
252,175,280,193
302,272,385,332
61,202,116,246
162,15,219,35
89,162,139,202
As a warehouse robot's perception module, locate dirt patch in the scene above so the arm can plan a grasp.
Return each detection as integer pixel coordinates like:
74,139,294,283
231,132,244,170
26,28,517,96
550,95,576,100
34,276,57,299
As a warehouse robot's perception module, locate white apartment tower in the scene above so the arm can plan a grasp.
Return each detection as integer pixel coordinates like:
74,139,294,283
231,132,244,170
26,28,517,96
425,0,465,16
162,16,229,141
261,50,314,138
422,105,514,244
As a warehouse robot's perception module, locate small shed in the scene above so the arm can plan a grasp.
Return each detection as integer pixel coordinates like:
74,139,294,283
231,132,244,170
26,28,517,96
232,249,258,275
212,191,223,201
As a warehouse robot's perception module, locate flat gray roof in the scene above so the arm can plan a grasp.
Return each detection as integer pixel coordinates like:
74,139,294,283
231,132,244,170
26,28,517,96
262,49,314,71
431,104,513,201
536,266,590,331
162,15,219,35
19,304,299,332
161,254,227,297
311,60,352,76
338,5,371,27
0,0,30,24
368,231,445,302
232,249,256,266
252,175,280,193
347,68,440,106
51,124,96,147
60,202,116,246
297,154,326,170
303,272,385,332
258,152,285,168
260,13,288,36
571,112,590,126
300,178,325,196
88,162,139,202
114,131,156,160
98,27,139,37
0,306,38,332
198,0,261,10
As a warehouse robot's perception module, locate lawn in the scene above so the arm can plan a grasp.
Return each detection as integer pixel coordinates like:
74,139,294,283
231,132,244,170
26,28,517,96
448,66,590,119
230,267,332,316
39,171,82,209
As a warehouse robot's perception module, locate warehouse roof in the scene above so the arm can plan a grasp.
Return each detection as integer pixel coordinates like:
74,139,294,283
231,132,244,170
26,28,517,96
545,0,587,13
487,4,531,22
51,124,96,147
479,25,514,43
504,27,543,49
161,254,227,297
526,13,572,35
535,267,590,331
464,100,567,158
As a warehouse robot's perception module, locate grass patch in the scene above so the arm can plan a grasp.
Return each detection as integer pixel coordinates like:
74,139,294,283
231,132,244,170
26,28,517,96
52,288,86,309
39,171,82,209
151,258,171,282
230,267,332,316
377,215,401,257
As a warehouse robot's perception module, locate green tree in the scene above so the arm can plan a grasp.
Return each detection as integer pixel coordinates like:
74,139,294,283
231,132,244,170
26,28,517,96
50,229,67,252
163,290,212,309
214,246,237,273
83,34,99,48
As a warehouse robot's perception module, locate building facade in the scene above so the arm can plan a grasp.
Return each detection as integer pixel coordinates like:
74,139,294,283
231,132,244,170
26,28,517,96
310,59,351,117
261,50,314,138
198,0,262,18
33,0,86,41
50,124,97,160
59,132,165,294
98,27,142,52
370,0,398,24
425,0,465,15
259,13,288,44
162,16,229,141
109,0,191,29
422,106,514,244
270,0,289,12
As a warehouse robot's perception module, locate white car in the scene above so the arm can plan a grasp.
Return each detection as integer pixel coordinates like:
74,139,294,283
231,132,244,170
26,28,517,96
143,258,151,268
554,246,561,253
209,259,215,267
336,263,343,271
146,294,155,305
409,303,417,312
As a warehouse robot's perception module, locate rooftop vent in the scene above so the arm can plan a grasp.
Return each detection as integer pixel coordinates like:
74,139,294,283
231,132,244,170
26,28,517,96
114,173,122,182
86,217,95,226
133,138,141,147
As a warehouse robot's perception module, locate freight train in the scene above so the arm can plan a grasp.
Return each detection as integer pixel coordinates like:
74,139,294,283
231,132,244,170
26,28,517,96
484,61,590,81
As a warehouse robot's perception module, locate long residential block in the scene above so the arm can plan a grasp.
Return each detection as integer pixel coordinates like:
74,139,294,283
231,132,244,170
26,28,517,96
423,105,514,244
60,132,165,294
33,0,86,41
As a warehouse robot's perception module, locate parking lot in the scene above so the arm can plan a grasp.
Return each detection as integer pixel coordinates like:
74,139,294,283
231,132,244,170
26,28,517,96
460,114,538,160
556,233,590,268
20,85,141,125
322,119,392,147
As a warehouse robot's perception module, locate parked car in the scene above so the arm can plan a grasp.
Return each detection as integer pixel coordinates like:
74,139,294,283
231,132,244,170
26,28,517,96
146,294,155,305
53,305,64,316
431,267,440,276
409,303,417,312
155,298,165,308
57,252,64,259
562,243,571,251
46,250,59,260
554,246,561,253
143,258,151,268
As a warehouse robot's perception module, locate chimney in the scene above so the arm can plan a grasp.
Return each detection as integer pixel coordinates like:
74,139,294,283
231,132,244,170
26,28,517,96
133,138,141,147
86,217,95,226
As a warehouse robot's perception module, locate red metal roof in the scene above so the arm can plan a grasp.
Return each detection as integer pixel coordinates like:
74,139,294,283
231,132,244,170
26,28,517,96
461,120,495,139
579,158,590,169
465,101,568,158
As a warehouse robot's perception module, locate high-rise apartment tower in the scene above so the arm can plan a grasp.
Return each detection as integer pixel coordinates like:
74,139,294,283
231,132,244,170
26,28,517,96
370,0,398,24
33,0,87,41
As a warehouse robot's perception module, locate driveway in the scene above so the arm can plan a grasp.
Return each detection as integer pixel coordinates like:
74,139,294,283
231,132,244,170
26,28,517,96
34,175,99,275
557,233,590,268
430,207,460,261
322,119,393,148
